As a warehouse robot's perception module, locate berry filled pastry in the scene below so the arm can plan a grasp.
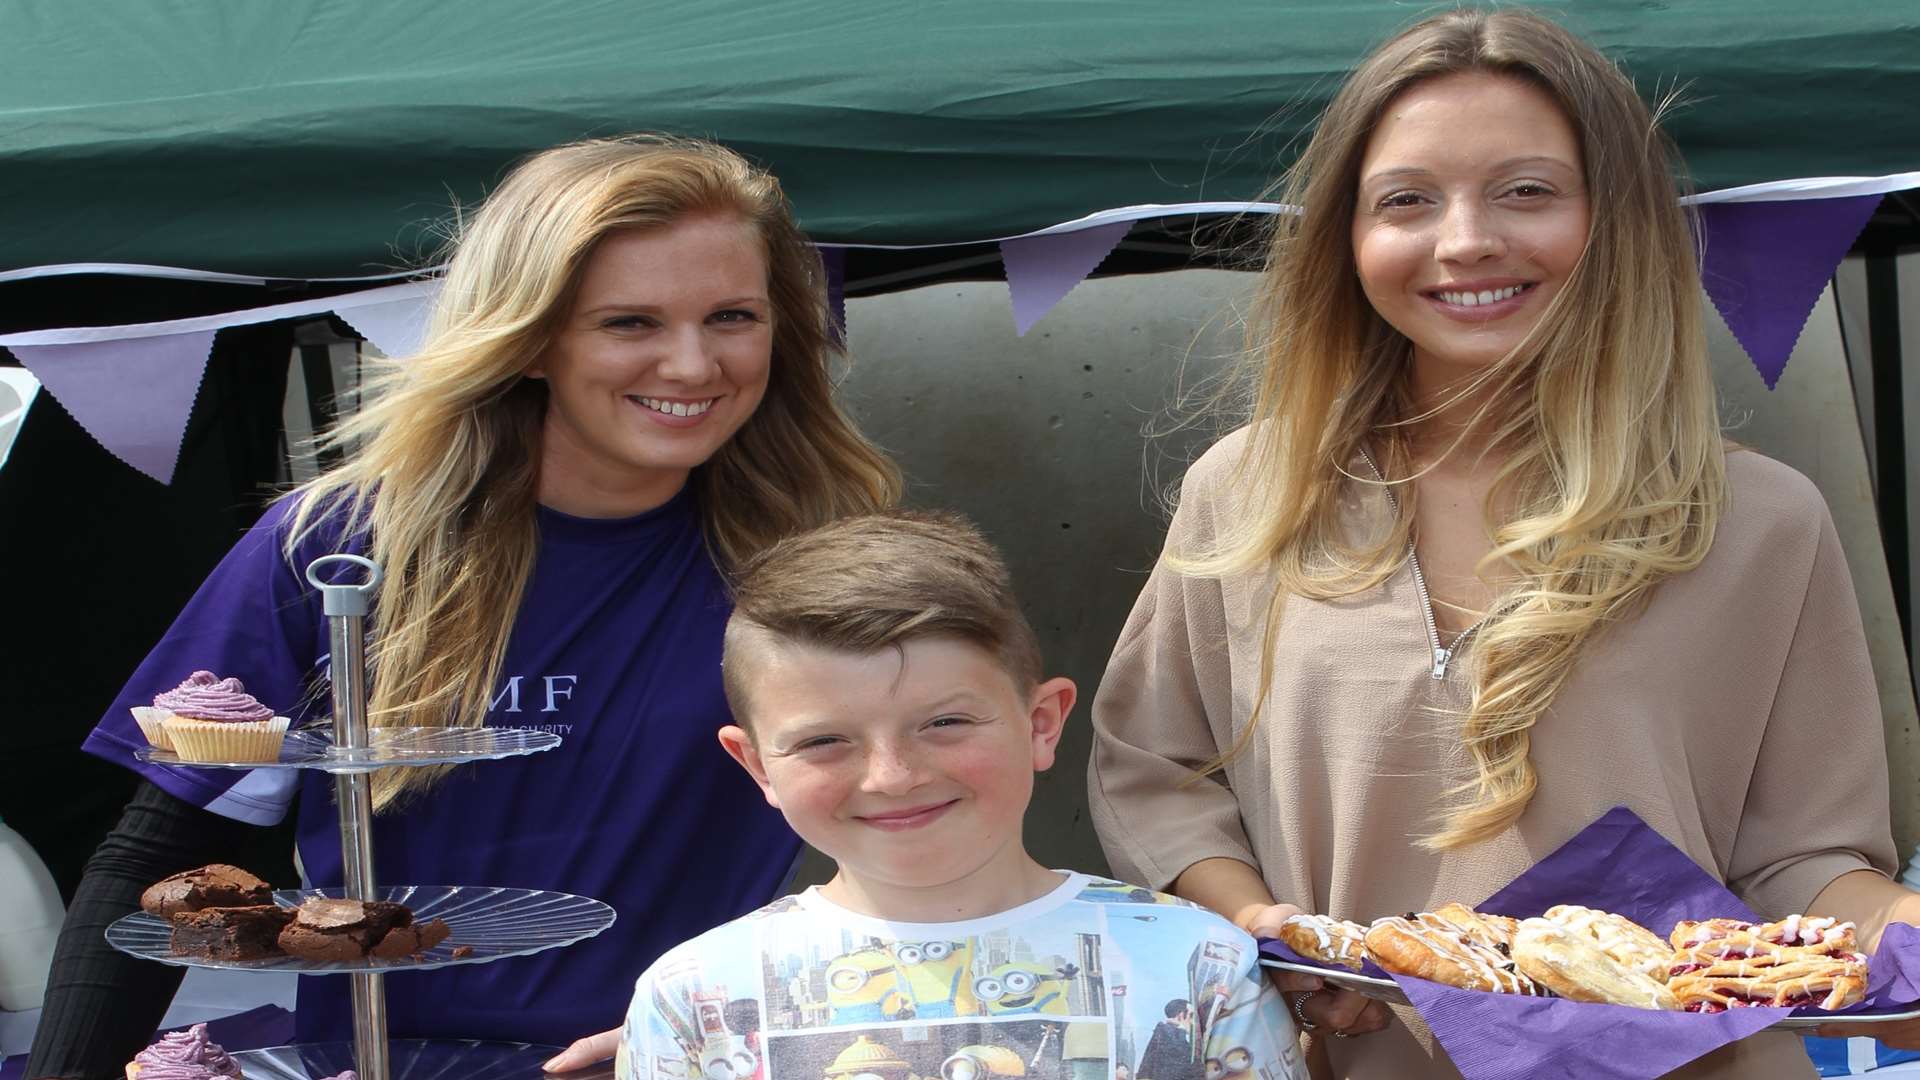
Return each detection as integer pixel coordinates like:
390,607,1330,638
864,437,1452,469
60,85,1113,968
1667,915,1869,1011
1365,912,1544,994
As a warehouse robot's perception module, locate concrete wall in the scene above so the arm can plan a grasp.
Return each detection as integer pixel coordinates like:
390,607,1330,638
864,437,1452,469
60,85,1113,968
789,269,1920,886
1708,286,1920,862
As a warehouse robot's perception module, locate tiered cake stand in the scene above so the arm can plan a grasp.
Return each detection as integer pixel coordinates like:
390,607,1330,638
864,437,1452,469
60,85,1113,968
107,555,617,1079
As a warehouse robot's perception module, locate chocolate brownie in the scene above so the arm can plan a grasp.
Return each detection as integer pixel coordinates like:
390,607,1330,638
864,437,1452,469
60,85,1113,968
369,917,451,959
277,898,414,961
141,864,273,917
168,905,294,960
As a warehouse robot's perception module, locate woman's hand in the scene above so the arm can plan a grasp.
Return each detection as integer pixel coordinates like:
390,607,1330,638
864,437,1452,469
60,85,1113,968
543,1028,619,1073
1804,871,1920,1049
1242,903,1393,1038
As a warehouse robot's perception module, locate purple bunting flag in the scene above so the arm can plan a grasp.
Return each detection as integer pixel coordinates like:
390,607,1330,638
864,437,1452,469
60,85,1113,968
1000,221,1131,336
1697,194,1883,389
11,329,216,484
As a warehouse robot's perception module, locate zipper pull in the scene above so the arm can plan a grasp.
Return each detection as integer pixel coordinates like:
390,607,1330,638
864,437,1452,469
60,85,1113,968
1432,646,1452,680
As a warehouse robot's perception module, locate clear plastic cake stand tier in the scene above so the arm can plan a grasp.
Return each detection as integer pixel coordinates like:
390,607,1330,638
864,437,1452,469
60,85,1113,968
106,885,615,974
110,554,616,1080
134,726,562,773
231,1039,614,1080
1258,957,1920,1030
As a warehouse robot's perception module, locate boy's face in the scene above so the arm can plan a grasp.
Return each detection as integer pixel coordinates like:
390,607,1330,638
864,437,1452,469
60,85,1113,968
719,635,1074,897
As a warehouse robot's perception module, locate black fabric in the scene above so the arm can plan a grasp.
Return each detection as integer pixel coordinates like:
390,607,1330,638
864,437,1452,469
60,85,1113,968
0,321,297,901
23,780,277,1080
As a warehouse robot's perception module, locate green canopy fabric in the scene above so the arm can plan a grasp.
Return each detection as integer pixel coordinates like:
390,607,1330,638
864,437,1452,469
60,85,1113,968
0,0,1915,279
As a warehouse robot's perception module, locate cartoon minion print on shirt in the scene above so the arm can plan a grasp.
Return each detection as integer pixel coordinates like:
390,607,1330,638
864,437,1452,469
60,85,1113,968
973,961,1078,1016
825,945,907,1024
939,1043,1027,1080
889,939,977,1019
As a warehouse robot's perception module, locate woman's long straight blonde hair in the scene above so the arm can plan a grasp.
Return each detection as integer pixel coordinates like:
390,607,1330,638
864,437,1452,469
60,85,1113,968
1179,9,1726,848
285,135,900,809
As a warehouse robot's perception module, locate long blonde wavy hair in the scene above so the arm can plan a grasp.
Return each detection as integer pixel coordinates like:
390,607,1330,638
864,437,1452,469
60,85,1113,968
285,135,900,810
1178,9,1726,849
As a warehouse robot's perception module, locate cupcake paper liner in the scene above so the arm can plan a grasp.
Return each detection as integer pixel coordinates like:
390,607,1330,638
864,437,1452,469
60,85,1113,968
162,715,291,763
129,706,175,751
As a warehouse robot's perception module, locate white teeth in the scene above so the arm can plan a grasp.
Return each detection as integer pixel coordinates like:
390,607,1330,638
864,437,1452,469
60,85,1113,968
1438,284,1526,306
636,397,714,417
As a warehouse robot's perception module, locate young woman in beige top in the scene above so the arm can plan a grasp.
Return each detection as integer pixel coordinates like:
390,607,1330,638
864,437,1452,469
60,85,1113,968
1088,9,1919,1079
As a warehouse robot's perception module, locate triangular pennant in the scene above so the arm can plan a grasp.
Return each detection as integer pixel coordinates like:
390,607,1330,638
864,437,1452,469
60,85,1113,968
10,329,216,484
1697,194,1883,389
819,245,847,344
335,284,439,359
0,367,41,472
1000,221,1132,336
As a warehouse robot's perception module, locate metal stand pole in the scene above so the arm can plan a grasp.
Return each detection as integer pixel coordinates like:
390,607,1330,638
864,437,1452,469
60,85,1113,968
308,555,389,1080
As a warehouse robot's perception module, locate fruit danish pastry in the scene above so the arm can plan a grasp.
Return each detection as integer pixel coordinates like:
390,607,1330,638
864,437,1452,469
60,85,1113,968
1277,913,1371,971
1670,915,1859,958
1667,915,1868,1012
1431,902,1520,951
1539,904,1673,979
1512,917,1680,1010
1365,913,1544,994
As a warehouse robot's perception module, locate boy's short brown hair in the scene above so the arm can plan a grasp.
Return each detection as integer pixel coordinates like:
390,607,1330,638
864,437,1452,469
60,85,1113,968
722,510,1043,723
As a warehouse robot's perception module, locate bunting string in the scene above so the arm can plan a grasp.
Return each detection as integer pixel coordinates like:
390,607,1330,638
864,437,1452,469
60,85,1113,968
1,172,1912,481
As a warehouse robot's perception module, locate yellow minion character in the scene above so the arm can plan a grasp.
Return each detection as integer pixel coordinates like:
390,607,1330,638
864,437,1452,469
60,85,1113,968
972,961,1077,1015
889,939,977,1019
939,1044,1025,1080
1201,1043,1253,1080
825,945,906,1024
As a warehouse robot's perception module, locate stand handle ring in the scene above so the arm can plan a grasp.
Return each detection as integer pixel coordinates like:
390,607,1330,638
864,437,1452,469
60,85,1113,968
305,554,383,617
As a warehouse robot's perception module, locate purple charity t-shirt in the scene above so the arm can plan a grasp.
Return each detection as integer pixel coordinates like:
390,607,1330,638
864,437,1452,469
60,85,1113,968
83,489,801,1044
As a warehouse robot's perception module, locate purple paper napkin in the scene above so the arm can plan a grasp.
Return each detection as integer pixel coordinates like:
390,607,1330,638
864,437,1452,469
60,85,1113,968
1260,935,1395,981
1394,969,1785,1080
1477,806,1759,932
1257,807,1917,1080
1855,920,1920,1012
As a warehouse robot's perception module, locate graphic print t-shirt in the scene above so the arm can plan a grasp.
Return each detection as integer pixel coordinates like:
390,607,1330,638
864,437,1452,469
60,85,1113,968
617,873,1308,1080
82,491,799,1042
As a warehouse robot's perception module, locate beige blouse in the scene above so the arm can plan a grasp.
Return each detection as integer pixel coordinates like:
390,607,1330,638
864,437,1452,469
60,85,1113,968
1089,429,1899,1080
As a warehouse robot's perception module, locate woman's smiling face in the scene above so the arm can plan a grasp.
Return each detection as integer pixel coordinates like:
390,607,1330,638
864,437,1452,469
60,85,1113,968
530,212,773,515
1350,71,1590,382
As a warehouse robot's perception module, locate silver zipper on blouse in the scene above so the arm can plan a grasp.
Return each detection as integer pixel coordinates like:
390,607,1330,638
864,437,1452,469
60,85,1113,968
1357,448,1491,680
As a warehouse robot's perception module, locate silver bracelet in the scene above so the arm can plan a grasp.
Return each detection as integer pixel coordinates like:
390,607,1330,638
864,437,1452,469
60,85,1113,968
1290,991,1319,1031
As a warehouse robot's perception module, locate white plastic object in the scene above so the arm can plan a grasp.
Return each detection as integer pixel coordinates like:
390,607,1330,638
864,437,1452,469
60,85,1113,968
0,819,66,1011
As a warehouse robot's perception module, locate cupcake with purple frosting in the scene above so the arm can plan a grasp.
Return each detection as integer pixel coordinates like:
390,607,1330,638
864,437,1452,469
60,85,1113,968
146,670,290,763
124,1022,244,1079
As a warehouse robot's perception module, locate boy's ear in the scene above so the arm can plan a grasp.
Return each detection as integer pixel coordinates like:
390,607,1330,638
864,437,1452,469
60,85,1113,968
717,725,781,809
1026,676,1077,772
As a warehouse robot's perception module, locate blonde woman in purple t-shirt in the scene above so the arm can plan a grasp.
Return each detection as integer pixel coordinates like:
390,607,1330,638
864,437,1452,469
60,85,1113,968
30,136,898,1079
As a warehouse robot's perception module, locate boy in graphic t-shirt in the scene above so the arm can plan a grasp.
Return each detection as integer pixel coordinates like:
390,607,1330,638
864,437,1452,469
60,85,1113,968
615,511,1308,1080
